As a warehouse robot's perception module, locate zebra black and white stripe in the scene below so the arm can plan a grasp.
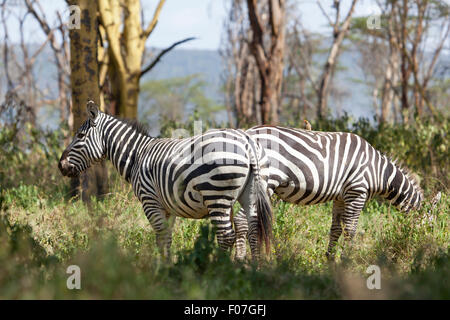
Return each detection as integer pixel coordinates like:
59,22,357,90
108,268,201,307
234,125,424,259
58,101,273,260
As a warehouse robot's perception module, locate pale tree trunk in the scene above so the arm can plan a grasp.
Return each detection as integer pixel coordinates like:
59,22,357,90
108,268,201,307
380,10,399,124
317,41,338,119
98,0,158,118
380,51,400,124
68,0,108,201
223,1,259,127
98,0,193,119
397,0,411,124
316,0,358,119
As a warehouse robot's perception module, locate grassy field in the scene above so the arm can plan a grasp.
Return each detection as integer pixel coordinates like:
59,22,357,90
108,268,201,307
1,172,448,299
1,118,448,299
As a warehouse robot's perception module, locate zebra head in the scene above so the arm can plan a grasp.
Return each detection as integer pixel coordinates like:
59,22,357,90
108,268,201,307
58,101,105,177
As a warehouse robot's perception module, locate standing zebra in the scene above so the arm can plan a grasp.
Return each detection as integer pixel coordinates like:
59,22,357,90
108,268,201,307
234,125,426,260
58,101,272,260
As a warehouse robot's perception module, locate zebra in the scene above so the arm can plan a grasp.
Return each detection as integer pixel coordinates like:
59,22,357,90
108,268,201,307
58,101,273,261
233,125,429,260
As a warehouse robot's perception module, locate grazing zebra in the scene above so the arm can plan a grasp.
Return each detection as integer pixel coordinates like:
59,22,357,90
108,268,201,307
58,101,273,260
234,125,426,260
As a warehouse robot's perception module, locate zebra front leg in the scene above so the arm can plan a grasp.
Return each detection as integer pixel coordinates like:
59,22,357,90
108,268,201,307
143,205,174,262
342,193,367,239
326,200,345,260
208,204,236,250
234,207,249,261
339,192,367,257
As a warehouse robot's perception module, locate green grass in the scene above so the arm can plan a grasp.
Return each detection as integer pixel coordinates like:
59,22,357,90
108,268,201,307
1,177,448,299
0,117,448,299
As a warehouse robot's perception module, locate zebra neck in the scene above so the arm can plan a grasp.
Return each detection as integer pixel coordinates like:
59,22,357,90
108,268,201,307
382,159,422,212
102,118,154,182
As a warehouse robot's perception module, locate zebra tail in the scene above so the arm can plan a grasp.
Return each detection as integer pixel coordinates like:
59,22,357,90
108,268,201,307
254,172,273,256
243,130,273,256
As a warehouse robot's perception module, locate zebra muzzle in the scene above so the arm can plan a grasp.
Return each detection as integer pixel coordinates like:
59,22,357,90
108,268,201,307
58,151,78,177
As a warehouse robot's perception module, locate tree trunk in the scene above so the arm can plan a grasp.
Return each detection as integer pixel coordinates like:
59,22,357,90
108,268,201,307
68,0,108,201
317,51,335,119
246,0,285,125
99,0,185,120
316,0,358,119
380,11,399,124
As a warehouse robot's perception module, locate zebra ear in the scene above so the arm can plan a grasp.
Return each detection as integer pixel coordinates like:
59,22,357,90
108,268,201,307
86,100,99,121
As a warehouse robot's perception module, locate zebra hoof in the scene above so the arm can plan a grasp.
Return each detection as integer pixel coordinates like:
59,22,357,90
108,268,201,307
325,251,336,262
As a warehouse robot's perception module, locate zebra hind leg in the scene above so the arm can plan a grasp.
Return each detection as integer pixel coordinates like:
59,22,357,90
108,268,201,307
237,173,266,263
207,202,236,251
234,207,249,261
341,193,366,243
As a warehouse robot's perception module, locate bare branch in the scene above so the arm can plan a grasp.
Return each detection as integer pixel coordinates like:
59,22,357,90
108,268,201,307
316,0,334,28
142,0,166,39
140,37,196,77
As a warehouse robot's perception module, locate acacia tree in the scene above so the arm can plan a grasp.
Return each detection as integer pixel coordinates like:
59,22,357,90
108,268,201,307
98,0,193,118
285,21,326,121
246,0,286,125
391,0,449,122
24,0,71,132
352,0,449,124
0,0,52,126
284,1,356,122
349,14,397,124
221,0,261,127
67,0,108,200
316,0,358,119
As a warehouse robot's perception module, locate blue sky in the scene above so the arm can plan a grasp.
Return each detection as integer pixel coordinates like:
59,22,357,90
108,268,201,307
2,0,385,50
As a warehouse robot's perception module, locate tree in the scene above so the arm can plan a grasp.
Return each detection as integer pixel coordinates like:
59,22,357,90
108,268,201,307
246,0,286,125
350,0,450,123
382,0,449,123
221,0,286,126
67,0,108,201
220,0,261,127
316,0,358,119
284,20,324,122
284,1,355,122
24,0,71,134
97,0,194,118
349,15,395,123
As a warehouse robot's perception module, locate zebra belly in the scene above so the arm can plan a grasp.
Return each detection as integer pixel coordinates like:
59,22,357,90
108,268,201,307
274,182,341,205
161,163,250,219
269,162,343,205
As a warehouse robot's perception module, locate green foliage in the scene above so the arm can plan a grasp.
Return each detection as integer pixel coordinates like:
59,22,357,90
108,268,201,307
0,123,68,199
0,214,59,298
140,74,224,135
3,184,40,209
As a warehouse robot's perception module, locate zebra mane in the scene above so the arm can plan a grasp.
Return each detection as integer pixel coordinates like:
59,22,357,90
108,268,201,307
116,117,153,138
